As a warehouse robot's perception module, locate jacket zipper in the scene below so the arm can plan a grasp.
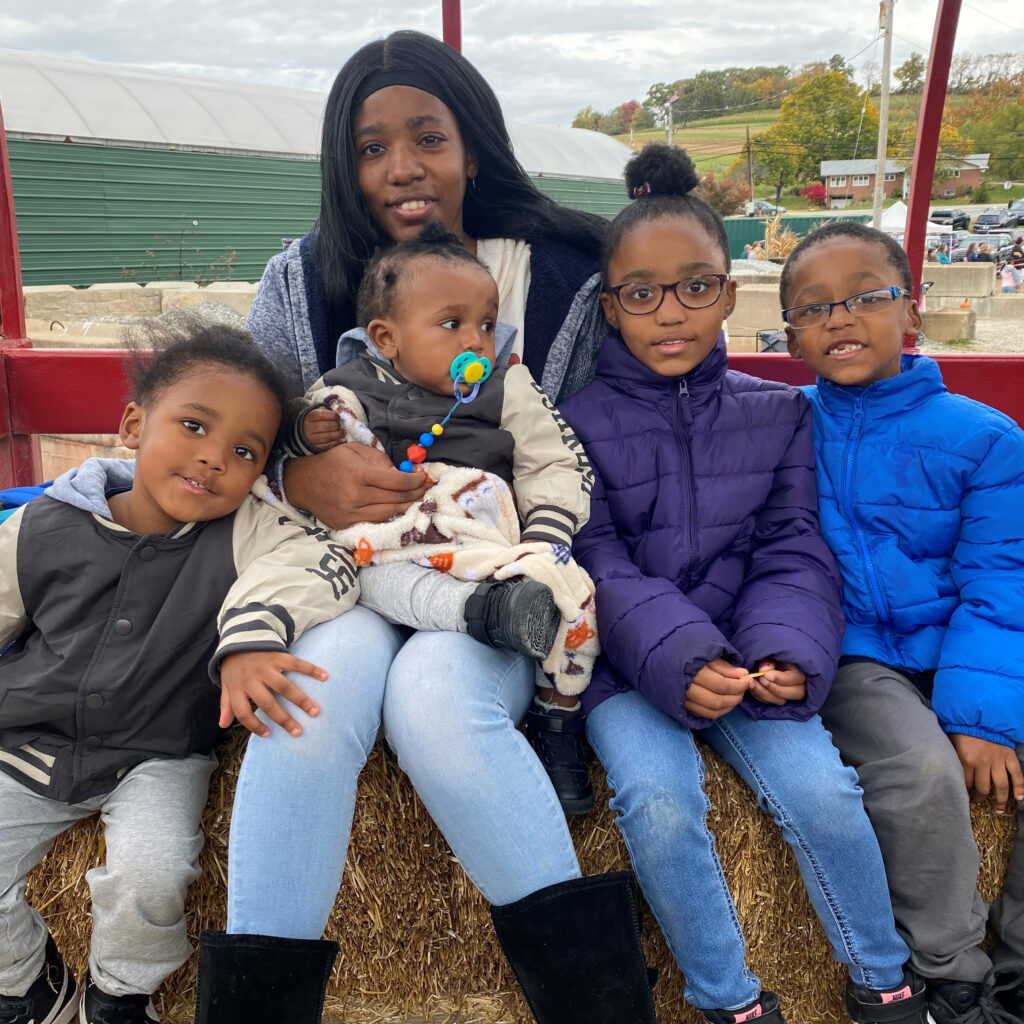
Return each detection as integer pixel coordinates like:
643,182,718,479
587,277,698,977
676,380,698,592
842,395,899,663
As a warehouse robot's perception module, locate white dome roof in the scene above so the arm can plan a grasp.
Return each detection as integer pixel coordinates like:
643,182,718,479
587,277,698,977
0,48,630,180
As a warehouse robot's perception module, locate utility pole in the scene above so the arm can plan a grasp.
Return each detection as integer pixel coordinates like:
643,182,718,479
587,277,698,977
666,93,679,146
872,0,894,228
746,126,754,198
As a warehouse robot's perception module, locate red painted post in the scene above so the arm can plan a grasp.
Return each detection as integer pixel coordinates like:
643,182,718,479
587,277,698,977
0,94,43,488
903,0,961,302
442,0,462,52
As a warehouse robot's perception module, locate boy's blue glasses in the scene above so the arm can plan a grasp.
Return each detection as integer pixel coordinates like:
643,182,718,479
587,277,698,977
782,287,911,330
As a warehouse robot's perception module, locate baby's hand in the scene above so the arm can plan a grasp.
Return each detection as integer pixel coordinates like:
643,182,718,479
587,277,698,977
686,658,751,719
303,407,344,451
950,733,1024,813
748,659,806,705
218,650,327,738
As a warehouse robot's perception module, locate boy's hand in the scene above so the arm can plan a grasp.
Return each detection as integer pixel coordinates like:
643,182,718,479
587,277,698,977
303,407,344,451
686,659,751,719
748,659,807,705
219,651,327,739
950,733,1024,813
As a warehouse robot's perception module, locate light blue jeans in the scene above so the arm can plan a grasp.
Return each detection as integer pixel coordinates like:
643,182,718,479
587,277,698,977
586,690,910,1011
227,606,580,938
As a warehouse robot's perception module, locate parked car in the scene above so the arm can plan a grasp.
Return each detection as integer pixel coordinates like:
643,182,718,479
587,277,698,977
950,233,1013,262
744,199,786,217
929,207,971,230
973,208,1020,233
937,230,971,253
1008,198,1024,215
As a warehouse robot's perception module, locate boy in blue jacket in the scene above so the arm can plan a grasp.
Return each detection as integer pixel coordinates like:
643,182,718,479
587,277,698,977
784,220,1024,1024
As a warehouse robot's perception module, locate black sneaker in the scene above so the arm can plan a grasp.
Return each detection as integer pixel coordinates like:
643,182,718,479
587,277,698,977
0,935,79,1024
78,978,158,1024
464,579,560,659
702,990,786,1024
928,979,985,1024
847,970,929,1024
984,964,1024,1021
524,703,594,815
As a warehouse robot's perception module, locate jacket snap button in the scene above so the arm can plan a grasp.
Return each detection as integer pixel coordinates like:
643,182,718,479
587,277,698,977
113,618,132,636
138,546,156,561
85,735,102,748
86,693,105,709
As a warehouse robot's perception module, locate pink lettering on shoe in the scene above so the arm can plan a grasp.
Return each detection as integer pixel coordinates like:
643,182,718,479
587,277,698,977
880,986,912,1004
734,1006,764,1021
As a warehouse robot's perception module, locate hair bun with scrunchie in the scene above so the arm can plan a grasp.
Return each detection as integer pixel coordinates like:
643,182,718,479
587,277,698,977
624,143,701,201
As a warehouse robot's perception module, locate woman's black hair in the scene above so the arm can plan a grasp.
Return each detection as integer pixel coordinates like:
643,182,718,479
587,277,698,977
779,220,912,307
355,222,491,326
124,313,294,427
313,30,606,340
604,143,731,276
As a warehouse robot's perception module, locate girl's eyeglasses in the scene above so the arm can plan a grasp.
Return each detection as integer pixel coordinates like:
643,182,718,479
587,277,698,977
782,287,911,330
604,274,730,316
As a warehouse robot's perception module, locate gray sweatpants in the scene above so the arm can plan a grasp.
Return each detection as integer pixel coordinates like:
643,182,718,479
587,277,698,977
820,659,1024,982
0,753,215,998
358,561,474,632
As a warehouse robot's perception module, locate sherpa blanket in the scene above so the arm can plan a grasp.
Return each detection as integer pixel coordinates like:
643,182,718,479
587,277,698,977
256,394,599,697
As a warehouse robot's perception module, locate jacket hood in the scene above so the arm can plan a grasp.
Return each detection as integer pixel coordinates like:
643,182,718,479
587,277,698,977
334,322,519,373
596,331,729,401
814,352,946,416
45,458,135,519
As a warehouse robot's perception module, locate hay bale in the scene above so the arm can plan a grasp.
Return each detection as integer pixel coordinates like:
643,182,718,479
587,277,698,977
25,729,1017,1024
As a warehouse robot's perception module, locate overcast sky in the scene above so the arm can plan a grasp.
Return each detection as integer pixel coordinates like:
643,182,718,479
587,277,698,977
1,1,1020,125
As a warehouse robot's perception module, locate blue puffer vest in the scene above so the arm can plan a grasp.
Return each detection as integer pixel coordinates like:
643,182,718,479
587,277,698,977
560,334,843,729
804,353,1024,747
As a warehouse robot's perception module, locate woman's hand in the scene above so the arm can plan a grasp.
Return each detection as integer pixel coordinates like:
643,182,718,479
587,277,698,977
748,659,806,705
685,659,751,719
282,444,428,529
951,733,1024,813
219,651,328,738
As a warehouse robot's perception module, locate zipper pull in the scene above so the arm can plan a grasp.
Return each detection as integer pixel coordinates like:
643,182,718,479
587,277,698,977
678,380,689,399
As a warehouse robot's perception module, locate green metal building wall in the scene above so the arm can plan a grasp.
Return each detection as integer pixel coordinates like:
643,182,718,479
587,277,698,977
8,139,631,286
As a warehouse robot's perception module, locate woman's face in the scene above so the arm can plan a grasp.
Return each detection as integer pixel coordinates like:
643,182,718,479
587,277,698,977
353,86,478,247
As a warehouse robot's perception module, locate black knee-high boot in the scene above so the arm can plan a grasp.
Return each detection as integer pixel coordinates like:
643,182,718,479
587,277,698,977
490,871,657,1023
194,931,338,1024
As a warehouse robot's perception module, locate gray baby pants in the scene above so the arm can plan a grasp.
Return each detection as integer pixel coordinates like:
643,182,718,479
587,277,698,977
0,753,215,998
820,658,1023,982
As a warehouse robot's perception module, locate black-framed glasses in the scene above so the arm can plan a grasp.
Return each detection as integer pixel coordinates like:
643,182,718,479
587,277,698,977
604,274,730,316
782,287,911,330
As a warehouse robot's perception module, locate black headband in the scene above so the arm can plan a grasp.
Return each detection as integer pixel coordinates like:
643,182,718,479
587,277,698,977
352,68,447,108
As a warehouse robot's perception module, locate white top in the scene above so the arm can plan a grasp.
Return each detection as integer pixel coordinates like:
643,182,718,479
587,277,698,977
476,237,532,361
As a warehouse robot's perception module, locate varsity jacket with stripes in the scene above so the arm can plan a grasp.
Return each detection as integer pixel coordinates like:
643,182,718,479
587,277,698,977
0,459,357,803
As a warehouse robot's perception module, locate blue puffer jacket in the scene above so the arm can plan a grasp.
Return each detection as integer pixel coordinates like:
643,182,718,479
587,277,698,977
804,353,1024,748
560,334,844,729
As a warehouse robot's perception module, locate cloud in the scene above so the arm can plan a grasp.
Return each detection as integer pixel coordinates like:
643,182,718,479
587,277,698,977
1,0,1019,125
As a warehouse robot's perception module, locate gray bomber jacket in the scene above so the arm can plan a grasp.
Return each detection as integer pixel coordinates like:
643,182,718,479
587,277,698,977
0,459,357,803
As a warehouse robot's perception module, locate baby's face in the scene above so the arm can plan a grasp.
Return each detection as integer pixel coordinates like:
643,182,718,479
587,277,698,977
373,258,499,396
784,237,921,389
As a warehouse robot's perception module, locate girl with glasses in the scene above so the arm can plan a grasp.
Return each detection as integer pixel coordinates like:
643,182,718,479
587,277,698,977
559,143,927,1024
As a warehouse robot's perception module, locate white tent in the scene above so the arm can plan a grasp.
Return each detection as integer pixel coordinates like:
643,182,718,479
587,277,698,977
880,201,948,236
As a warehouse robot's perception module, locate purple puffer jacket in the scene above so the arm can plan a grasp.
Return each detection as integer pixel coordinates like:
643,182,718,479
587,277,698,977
560,334,844,729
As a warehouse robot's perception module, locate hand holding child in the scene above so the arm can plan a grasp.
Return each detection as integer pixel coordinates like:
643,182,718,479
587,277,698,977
303,407,344,451
686,659,752,719
748,659,807,706
950,733,1024,813
219,651,328,739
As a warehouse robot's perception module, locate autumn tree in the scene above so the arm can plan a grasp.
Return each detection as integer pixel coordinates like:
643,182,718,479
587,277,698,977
894,53,926,93
572,106,602,131
696,173,749,217
970,103,1024,180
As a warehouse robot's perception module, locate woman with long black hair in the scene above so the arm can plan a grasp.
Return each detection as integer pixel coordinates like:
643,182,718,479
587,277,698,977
195,30,654,1024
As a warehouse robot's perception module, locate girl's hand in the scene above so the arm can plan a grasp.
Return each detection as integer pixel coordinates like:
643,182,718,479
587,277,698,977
748,659,806,705
303,407,344,451
950,734,1024,813
218,651,327,738
686,659,751,719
